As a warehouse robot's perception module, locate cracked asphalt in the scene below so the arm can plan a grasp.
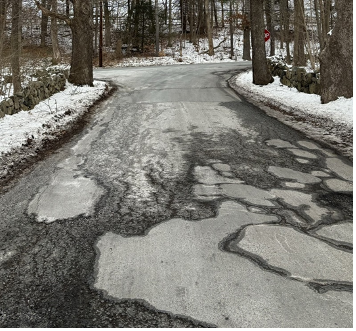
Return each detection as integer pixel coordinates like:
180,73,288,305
0,63,352,327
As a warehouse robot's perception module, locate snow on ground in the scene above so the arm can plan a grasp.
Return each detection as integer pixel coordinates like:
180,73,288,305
230,70,353,159
0,40,353,184
0,81,108,156
235,71,353,128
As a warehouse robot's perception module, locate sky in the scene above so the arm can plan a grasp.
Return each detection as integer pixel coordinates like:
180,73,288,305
0,38,353,169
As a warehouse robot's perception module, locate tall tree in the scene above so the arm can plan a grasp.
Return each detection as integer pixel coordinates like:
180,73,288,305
321,0,331,49
36,0,94,86
280,0,291,63
319,0,353,103
50,0,61,64
265,0,275,56
242,0,251,61
167,0,172,46
189,0,197,44
155,0,159,56
104,0,111,47
205,0,214,55
250,0,273,85
0,0,7,58
40,0,50,46
293,0,306,66
229,0,234,59
11,0,21,93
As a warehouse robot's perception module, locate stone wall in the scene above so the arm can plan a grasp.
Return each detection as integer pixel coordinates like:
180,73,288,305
0,68,69,118
267,58,320,95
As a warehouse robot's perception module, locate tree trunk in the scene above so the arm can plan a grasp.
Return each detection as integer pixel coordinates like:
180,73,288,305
155,0,159,56
242,0,251,61
69,0,94,86
321,0,331,48
229,0,233,59
314,0,323,49
50,0,61,64
104,0,111,47
0,0,7,58
40,0,49,46
250,0,273,85
205,0,214,56
220,0,224,27
115,39,123,59
35,0,94,86
189,0,196,44
212,0,218,28
167,0,172,46
319,0,352,103
293,0,306,66
280,0,291,63
197,0,204,35
11,0,21,93
94,0,99,56
265,0,275,56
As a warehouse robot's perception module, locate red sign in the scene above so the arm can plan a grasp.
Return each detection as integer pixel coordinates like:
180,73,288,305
264,29,270,42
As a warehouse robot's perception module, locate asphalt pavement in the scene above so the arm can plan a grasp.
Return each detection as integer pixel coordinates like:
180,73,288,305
0,63,352,327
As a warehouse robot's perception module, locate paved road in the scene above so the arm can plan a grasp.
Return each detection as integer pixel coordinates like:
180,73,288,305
0,63,352,327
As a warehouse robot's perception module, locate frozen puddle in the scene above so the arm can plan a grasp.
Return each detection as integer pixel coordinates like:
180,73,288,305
94,201,352,328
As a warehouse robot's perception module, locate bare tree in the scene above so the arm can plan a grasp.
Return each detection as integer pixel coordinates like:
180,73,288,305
167,0,172,46
155,0,159,55
11,0,21,93
0,0,8,58
36,0,94,86
264,0,275,56
280,0,291,63
293,0,306,66
205,0,214,55
40,0,50,46
314,0,331,51
242,0,251,61
50,0,61,64
250,0,273,85
319,0,353,103
104,0,111,47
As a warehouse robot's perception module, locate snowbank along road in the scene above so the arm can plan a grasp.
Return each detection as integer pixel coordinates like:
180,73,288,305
0,63,352,327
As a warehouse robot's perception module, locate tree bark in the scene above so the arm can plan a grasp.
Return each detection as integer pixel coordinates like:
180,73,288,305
280,0,291,63
0,0,7,58
167,0,172,46
265,0,275,56
50,0,61,64
104,0,111,47
319,0,353,103
250,0,273,85
205,0,214,56
11,0,21,93
36,0,93,86
320,0,331,48
155,0,159,56
293,0,306,66
40,0,50,46
242,0,251,61
229,0,234,59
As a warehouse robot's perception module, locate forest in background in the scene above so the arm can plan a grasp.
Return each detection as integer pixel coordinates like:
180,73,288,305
0,0,352,104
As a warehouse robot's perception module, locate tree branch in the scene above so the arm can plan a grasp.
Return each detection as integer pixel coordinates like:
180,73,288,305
199,38,227,55
35,1,71,26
